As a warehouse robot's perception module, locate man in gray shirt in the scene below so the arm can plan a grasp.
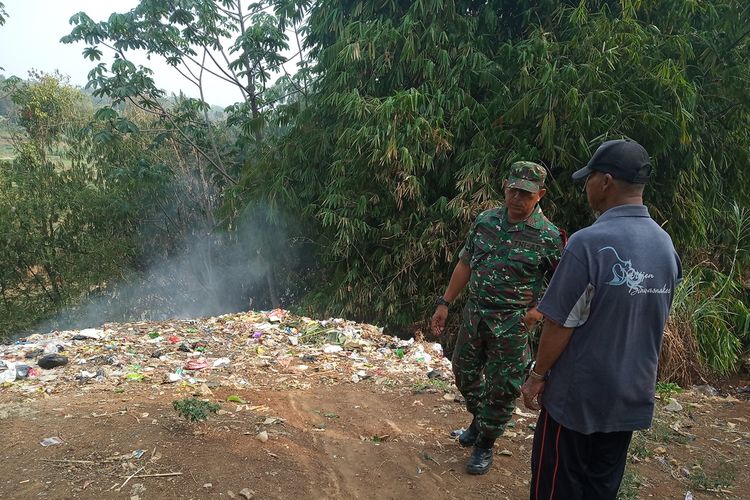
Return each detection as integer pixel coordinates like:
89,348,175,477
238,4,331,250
520,139,682,499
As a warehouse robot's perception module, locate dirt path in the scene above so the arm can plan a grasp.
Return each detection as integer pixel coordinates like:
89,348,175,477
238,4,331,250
1,380,749,500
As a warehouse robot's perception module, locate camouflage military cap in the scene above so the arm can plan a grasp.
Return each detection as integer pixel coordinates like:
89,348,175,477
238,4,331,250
507,161,547,193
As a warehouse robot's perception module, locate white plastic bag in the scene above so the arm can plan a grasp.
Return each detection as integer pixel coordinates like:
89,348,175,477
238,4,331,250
0,360,17,383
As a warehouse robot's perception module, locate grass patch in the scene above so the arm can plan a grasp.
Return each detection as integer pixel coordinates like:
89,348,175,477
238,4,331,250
643,418,689,445
617,465,644,500
655,381,683,398
411,377,453,393
628,431,652,461
380,378,399,388
688,460,736,492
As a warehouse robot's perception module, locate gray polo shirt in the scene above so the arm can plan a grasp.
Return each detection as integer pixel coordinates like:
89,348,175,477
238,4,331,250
537,204,682,434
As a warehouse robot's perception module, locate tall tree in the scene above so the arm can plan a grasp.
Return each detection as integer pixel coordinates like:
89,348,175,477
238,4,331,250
63,0,310,306
63,0,312,307
0,74,149,333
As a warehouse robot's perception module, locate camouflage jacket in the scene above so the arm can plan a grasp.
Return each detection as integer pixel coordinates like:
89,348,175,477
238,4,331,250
459,205,563,314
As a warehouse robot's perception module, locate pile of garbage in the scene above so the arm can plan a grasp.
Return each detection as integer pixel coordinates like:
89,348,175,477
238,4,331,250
0,309,449,397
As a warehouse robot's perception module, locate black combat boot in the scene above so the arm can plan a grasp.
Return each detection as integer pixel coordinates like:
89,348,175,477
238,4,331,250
466,436,495,475
458,418,479,447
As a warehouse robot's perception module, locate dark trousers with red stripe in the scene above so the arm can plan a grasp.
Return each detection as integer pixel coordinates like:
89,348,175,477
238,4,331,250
530,408,632,500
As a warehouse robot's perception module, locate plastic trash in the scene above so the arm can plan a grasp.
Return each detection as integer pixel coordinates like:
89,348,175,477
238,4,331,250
76,370,99,382
323,345,343,354
267,309,285,322
212,357,230,368
410,346,432,364
450,428,465,438
693,385,718,397
43,343,59,355
0,360,16,383
40,437,63,447
185,359,209,370
38,354,69,369
15,363,30,379
24,348,44,360
77,328,102,340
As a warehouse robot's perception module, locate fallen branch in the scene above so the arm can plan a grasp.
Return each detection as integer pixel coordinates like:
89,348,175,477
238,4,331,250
40,459,102,464
118,466,145,491
709,425,750,438
133,472,183,478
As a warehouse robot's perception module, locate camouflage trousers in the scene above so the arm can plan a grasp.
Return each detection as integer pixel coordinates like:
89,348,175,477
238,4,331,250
451,306,530,440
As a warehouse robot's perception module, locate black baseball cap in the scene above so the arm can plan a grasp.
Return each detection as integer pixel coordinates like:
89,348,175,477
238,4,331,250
572,139,652,184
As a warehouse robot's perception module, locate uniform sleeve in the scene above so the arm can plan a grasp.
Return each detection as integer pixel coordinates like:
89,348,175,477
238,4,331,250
544,231,565,282
533,231,564,304
458,217,479,265
537,247,594,328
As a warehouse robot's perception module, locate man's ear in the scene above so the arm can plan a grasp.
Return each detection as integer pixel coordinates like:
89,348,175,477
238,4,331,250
537,188,547,200
502,179,508,190
602,173,614,189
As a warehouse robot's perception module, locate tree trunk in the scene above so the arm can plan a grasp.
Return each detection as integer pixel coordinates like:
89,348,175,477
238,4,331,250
266,266,280,308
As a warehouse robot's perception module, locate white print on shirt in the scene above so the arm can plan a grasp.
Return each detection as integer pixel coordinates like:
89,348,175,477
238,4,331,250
597,246,671,296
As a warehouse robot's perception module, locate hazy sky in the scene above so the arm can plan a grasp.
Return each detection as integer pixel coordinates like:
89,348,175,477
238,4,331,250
0,0,297,107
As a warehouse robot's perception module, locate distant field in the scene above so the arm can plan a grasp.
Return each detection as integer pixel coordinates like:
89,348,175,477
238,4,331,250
0,123,22,161
0,129,14,160
0,128,70,165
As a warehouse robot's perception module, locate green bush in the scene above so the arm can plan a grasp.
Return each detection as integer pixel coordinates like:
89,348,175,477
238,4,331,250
670,204,750,375
172,398,220,423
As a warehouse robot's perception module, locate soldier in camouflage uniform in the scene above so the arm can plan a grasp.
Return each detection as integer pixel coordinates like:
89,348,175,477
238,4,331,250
431,161,563,475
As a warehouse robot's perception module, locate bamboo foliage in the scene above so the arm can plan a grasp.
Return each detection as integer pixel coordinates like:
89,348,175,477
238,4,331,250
246,0,750,332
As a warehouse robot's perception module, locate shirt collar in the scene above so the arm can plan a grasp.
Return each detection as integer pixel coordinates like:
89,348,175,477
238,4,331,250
594,204,650,224
502,205,545,231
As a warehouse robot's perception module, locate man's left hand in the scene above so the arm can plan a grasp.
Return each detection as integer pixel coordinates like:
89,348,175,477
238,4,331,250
521,377,545,411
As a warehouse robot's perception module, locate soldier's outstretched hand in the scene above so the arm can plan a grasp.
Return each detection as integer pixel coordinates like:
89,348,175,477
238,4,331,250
431,306,448,336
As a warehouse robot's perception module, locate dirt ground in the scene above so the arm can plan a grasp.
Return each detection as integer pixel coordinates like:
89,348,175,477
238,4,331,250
0,377,748,500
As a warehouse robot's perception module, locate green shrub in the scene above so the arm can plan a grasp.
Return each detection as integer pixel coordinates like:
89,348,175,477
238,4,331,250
655,382,682,398
670,204,750,375
172,398,220,423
